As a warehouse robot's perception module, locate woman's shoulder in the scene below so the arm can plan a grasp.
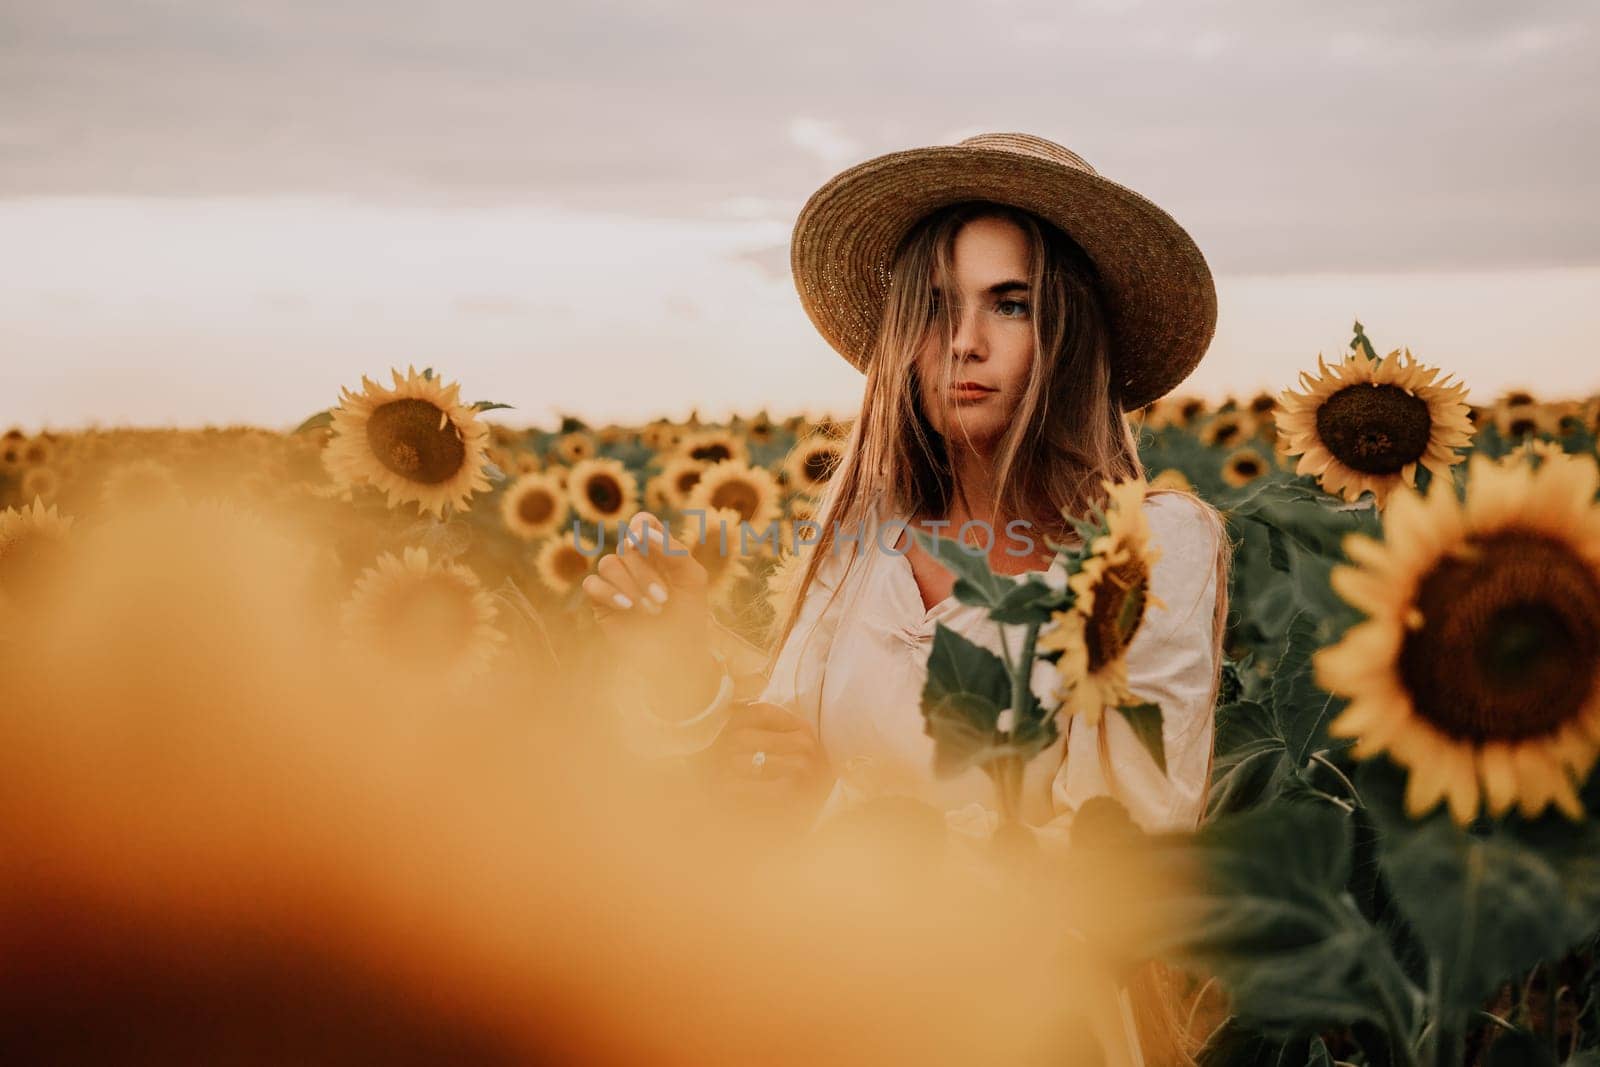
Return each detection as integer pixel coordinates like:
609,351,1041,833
1140,487,1225,559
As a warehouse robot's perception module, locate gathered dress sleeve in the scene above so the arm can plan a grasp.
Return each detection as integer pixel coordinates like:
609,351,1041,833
1037,492,1226,841
615,546,850,759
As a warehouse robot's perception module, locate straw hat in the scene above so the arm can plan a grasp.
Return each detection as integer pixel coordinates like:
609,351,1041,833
789,132,1216,412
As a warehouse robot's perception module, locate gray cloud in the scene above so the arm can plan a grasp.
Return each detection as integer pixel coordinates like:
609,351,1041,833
3,0,1597,272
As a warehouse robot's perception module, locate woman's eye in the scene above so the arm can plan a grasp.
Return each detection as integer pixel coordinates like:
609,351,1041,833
997,299,1030,318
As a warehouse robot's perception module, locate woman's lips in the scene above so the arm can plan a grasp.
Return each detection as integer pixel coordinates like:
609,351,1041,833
951,384,994,401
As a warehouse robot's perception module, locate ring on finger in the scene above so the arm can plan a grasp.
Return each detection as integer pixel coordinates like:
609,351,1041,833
750,750,767,778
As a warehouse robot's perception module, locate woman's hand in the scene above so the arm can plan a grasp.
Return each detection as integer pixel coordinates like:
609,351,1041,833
581,511,717,711
706,700,833,816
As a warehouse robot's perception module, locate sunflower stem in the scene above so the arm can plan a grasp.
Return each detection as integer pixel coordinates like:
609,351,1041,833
1424,958,1464,1067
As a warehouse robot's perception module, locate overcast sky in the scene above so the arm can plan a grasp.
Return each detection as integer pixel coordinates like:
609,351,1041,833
3,0,1598,429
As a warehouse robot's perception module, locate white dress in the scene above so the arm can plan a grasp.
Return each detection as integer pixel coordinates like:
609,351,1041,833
623,491,1225,841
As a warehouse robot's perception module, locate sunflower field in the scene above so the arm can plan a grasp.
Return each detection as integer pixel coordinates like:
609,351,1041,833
5,321,1600,1065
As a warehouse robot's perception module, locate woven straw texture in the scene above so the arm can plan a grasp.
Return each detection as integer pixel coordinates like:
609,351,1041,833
789,132,1217,412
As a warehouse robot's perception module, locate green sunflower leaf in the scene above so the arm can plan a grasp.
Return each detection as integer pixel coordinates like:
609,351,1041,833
906,525,1013,609
1116,701,1167,776
472,400,515,412
1206,701,1293,820
1273,611,1343,767
920,623,1013,776
1359,755,1600,1013
988,573,1063,625
1149,802,1421,1042
293,410,333,434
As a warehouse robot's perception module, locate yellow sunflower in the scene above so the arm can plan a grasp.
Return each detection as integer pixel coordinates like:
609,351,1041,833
787,494,820,525
811,415,851,440
783,435,844,497
643,472,674,514
686,458,782,533
640,419,684,453
1276,348,1473,508
0,496,75,612
1036,477,1165,727
553,430,597,465
745,411,777,445
340,546,504,684
534,532,599,595
1247,390,1279,420
1147,468,1192,492
513,451,542,474
1135,395,1206,433
677,506,754,608
1507,437,1572,468
323,366,493,518
20,436,53,467
764,543,815,634
675,429,749,468
659,456,708,509
567,457,640,527
19,466,61,505
1199,410,1256,450
1221,447,1271,488
500,471,570,541
1494,401,1556,441
1315,452,1600,825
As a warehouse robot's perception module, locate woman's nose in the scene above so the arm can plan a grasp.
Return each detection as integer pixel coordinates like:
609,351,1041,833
951,305,985,360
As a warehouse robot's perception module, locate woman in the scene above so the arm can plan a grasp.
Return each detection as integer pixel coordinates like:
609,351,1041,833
586,133,1230,839
588,135,1232,1063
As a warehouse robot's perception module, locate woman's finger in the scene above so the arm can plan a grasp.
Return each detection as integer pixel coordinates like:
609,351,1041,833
595,553,658,615
580,572,638,616
612,528,671,609
629,512,708,590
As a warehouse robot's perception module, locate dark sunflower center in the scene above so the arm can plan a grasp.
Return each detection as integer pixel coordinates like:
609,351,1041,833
556,546,592,585
365,399,466,485
1507,415,1538,438
1397,531,1600,742
379,576,477,661
1181,401,1205,421
1084,557,1151,672
691,443,733,464
674,470,703,495
585,474,623,515
1232,457,1263,479
517,489,554,524
710,481,760,522
1210,420,1242,447
1314,384,1433,475
803,448,839,484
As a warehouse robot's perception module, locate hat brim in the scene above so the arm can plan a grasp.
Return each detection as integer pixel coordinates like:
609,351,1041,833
789,144,1217,412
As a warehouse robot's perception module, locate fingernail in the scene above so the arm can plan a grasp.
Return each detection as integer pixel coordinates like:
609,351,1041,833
612,593,634,610
648,582,669,604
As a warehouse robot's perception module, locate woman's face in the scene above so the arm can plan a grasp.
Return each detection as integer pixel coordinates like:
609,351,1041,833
915,214,1036,454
